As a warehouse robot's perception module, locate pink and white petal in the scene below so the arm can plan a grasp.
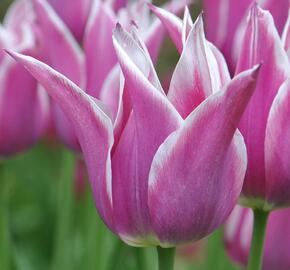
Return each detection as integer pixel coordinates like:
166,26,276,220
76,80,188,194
168,16,228,118
208,42,231,86
112,26,182,241
32,0,84,86
260,0,289,34
224,206,253,266
203,0,253,72
282,9,290,59
236,5,290,199
99,65,123,123
114,24,164,93
7,51,115,231
265,79,290,207
3,0,33,35
181,6,193,45
0,57,49,156
148,67,260,246
84,0,117,97
32,0,85,150
47,0,92,41
148,3,183,53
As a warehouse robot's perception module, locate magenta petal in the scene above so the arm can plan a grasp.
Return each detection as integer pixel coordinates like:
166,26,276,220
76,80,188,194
47,0,92,41
32,0,84,85
112,26,182,244
148,66,260,246
265,79,290,207
203,0,253,72
261,0,289,34
236,5,290,199
282,11,290,59
0,57,48,156
84,1,117,97
168,16,230,118
7,50,115,231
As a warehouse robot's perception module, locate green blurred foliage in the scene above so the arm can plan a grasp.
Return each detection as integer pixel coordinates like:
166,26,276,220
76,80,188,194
0,0,11,20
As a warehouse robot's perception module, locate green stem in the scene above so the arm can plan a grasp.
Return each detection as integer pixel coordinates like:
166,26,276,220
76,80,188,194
157,247,176,270
135,248,146,270
51,149,75,270
247,210,269,270
0,161,10,270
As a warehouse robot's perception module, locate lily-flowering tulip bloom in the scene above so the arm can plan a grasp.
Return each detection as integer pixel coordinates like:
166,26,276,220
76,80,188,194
233,5,290,209
7,14,260,246
0,1,48,156
225,206,290,270
202,0,289,72
32,0,185,151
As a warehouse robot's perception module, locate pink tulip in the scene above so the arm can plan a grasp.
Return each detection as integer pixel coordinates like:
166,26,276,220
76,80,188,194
6,12,260,246
202,0,289,72
225,206,290,270
31,0,185,151
233,5,290,208
0,1,48,156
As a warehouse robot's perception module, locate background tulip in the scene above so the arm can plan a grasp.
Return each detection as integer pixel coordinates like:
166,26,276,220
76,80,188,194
0,0,48,157
225,206,290,270
202,0,289,72
234,5,290,209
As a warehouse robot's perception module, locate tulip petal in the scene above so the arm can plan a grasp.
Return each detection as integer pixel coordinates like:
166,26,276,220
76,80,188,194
148,67,259,245
282,10,290,59
168,16,230,118
32,0,85,150
7,50,115,231
261,0,289,34
0,57,48,156
236,5,290,199
84,0,117,97
265,79,290,207
47,0,92,41
32,0,84,85
112,25,182,243
148,3,183,53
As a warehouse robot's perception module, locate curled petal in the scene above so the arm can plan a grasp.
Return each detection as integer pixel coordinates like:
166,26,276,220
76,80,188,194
84,0,117,97
236,5,290,199
7,50,115,231
112,25,182,243
265,79,290,207
148,66,260,246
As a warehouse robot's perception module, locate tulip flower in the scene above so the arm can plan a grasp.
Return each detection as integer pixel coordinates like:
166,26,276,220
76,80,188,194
31,0,186,151
0,1,48,157
6,13,260,268
234,5,290,209
202,0,289,72
225,205,290,270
